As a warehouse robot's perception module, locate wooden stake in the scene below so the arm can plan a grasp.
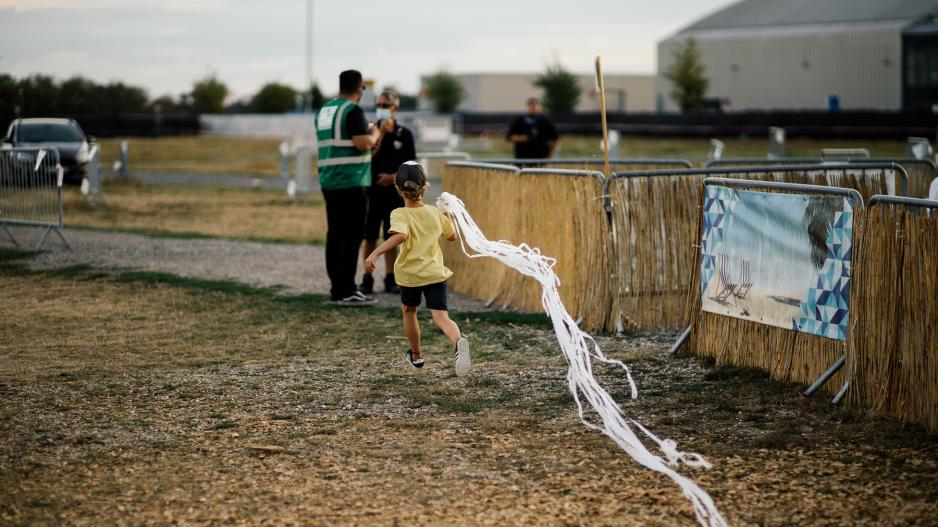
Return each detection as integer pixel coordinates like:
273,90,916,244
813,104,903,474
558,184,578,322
595,56,611,178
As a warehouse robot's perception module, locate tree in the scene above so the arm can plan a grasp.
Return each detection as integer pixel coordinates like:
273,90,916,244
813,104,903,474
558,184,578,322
423,71,464,114
250,82,297,113
534,62,581,113
191,73,229,114
664,38,709,113
309,83,325,109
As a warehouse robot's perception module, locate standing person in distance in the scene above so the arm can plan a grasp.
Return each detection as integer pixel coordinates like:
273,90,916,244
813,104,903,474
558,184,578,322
317,69,382,306
360,90,416,295
363,162,471,375
506,97,559,159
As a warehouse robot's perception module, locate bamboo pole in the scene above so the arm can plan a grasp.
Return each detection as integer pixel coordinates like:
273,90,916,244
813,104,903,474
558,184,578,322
595,56,611,178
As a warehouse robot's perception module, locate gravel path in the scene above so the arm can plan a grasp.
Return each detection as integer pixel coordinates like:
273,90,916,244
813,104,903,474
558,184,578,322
3,225,489,311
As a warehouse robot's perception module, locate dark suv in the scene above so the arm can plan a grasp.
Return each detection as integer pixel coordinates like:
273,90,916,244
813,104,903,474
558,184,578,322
2,118,93,184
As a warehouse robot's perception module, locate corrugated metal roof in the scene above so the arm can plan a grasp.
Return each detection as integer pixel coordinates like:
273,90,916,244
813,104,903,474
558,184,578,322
678,0,938,33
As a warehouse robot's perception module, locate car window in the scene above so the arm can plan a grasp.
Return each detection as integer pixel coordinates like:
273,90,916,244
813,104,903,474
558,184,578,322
18,123,82,142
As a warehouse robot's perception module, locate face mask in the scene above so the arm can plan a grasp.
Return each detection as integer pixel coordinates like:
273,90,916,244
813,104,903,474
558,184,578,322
375,108,392,121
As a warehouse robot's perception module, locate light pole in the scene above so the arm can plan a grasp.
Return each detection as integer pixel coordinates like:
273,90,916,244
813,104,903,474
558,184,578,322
305,0,313,113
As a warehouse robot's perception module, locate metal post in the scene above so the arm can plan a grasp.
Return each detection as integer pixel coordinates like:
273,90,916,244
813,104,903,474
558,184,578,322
708,139,725,161
279,141,291,179
803,354,846,397
768,127,785,159
118,140,129,180
295,144,312,195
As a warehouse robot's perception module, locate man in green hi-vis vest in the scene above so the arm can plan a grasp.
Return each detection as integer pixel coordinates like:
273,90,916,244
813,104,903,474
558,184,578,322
317,69,381,305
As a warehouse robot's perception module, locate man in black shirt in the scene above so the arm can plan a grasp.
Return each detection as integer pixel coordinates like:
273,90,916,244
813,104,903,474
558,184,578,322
506,97,559,159
360,90,417,294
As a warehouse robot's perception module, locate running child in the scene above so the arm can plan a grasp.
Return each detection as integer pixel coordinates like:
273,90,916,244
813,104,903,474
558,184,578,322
363,161,471,375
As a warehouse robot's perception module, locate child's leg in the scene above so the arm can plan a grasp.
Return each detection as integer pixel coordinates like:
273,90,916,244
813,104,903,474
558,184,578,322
402,305,422,357
431,309,461,345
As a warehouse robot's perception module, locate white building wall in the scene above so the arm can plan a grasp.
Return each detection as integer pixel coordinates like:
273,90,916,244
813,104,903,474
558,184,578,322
656,23,904,111
420,73,656,113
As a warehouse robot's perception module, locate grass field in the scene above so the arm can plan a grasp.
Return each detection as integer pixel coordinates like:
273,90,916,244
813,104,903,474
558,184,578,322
1,251,936,526
63,183,326,244
94,134,910,178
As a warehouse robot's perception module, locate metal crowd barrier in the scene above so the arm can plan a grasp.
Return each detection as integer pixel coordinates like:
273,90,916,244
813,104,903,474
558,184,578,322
474,158,694,172
417,152,471,181
0,147,70,251
680,177,864,399
705,157,935,198
848,194,938,432
604,163,904,332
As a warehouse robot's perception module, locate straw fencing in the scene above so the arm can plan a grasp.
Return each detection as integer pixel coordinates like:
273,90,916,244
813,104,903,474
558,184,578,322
442,162,610,330
846,197,938,432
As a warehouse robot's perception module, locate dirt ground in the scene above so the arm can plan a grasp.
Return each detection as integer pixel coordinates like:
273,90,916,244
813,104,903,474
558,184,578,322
1,253,936,526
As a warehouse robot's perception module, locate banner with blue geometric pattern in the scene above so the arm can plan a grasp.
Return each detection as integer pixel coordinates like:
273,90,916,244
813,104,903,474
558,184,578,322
699,186,853,341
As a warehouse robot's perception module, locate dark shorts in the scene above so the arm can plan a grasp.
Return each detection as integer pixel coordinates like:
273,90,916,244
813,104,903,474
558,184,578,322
366,186,405,241
399,281,448,311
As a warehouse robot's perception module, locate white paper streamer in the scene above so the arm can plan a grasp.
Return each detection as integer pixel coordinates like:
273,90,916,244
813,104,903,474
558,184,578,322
437,192,726,527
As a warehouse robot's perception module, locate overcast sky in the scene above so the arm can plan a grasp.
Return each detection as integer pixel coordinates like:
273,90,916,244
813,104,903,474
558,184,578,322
0,0,734,101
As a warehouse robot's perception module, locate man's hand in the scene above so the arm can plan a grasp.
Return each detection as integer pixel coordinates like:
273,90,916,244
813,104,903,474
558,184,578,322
364,254,378,274
376,173,395,187
509,134,529,144
379,119,396,133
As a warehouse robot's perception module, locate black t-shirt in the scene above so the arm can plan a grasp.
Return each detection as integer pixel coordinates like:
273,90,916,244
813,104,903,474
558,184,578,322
345,105,368,136
371,121,417,185
507,114,558,159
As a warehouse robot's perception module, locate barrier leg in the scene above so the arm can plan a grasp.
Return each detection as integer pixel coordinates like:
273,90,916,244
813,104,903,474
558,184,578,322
35,225,54,252
51,226,71,251
831,379,850,405
1,223,20,247
669,326,692,354
803,354,846,397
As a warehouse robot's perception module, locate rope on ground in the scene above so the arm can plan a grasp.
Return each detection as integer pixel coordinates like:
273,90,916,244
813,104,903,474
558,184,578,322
437,191,726,527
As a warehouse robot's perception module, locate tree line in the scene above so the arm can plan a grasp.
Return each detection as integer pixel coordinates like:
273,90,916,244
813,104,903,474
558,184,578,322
0,73,417,117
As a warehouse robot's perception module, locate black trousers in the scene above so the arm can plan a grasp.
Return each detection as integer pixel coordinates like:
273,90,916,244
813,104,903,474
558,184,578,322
322,186,367,300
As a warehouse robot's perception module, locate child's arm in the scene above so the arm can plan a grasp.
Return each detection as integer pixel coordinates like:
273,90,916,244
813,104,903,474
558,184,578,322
443,212,458,241
364,233,406,274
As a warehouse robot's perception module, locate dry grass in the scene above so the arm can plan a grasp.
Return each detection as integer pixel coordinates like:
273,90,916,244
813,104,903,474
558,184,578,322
0,256,935,526
90,135,910,179
96,136,285,177
466,135,909,161
62,182,326,244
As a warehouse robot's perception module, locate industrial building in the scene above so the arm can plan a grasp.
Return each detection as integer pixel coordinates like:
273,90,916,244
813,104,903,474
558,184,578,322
656,0,938,112
419,72,655,113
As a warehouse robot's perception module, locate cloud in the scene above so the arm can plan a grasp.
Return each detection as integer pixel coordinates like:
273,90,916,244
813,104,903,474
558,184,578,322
0,0,222,11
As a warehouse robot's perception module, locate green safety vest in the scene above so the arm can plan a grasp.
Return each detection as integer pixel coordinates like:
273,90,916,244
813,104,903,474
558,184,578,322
316,98,371,189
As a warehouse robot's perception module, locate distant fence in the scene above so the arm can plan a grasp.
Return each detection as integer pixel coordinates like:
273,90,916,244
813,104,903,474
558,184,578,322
847,196,938,433
706,157,936,199
0,147,70,251
458,110,938,137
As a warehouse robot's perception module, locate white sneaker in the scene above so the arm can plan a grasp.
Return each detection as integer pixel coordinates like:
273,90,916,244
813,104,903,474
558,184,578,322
454,337,471,376
335,291,377,307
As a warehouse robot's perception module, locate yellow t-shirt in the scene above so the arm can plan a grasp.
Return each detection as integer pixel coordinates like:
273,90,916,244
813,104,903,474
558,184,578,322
389,204,456,287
